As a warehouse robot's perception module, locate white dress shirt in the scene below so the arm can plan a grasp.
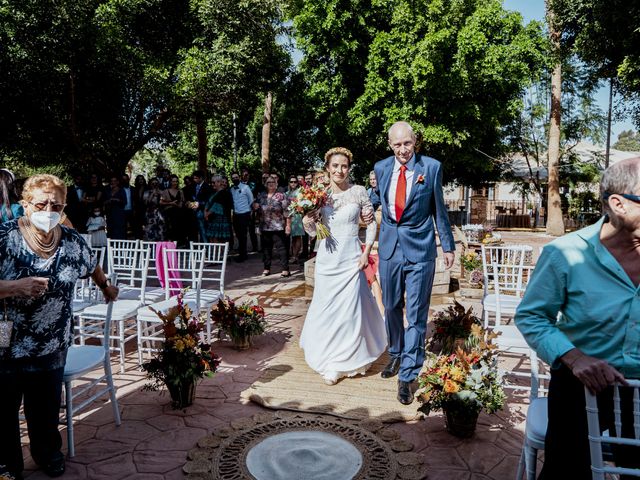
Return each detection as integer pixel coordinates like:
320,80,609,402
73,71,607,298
231,183,254,214
387,155,415,222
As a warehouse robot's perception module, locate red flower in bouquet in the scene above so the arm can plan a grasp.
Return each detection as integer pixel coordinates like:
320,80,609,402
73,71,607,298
288,185,331,239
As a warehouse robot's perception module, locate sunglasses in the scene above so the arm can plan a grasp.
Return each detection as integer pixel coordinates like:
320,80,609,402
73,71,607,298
603,192,640,203
29,201,66,212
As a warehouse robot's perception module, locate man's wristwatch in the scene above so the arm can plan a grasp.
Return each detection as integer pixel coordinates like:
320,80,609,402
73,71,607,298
97,279,111,290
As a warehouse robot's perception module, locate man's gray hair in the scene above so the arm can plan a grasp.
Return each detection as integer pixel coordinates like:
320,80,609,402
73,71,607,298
387,121,416,140
211,174,224,183
601,157,640,214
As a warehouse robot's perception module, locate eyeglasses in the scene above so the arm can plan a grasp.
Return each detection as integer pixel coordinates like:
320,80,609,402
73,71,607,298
289,180,297,183
603,192,640,203
29,201,66,212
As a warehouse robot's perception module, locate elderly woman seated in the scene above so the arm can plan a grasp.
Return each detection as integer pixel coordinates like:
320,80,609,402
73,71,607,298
0,174,118,480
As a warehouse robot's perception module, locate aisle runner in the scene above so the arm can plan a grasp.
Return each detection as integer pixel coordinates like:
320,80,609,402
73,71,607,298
241,346,422,423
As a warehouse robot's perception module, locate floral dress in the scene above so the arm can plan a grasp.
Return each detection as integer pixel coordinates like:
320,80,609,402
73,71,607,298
0,221,97,367
256,191,289,232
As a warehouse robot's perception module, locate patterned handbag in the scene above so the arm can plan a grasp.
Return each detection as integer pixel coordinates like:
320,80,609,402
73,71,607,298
0,300,12,348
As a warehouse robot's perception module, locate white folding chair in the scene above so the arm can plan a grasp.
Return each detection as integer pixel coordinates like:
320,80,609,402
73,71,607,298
79,246,152,373
136,248,205,364
513,350,550,480
63,296,121,457
585,380,640,479
481,245,532,328
189,241,228,302
490,262,534,353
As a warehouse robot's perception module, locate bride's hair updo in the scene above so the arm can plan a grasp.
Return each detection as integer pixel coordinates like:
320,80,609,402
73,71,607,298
324,147,353,168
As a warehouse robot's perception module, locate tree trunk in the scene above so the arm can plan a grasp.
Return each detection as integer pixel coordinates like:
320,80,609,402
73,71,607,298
261,92,272,173
545,5,565,236
196,111,208,174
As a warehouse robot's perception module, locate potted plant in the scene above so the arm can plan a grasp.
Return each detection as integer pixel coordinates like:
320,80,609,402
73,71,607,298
428,301,482,355
460,251,483,286
141,292,221,409
416,325,506,437
210,297,267,350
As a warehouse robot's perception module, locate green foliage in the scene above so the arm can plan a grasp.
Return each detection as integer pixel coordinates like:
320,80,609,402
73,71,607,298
0,0,288,178
613,130,640,152
551,0,640,126
292,0,547,184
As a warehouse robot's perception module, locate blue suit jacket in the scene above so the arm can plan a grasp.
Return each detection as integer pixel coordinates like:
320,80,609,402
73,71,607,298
374,154,455,263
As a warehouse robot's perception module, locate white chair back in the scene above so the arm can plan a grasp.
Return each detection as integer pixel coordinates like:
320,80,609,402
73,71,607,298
107,239,140,278
162,248,205,307
585,380,640,479
140,240,160,285
480,244,532,295
189,241,228,295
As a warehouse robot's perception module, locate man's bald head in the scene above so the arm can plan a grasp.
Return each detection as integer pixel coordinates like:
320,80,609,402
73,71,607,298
388,121,417,164
388,121,416,142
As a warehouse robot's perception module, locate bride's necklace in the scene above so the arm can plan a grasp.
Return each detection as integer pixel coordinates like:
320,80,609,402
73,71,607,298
18,217,62,258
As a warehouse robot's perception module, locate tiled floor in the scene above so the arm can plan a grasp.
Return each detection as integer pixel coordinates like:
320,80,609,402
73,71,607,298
21,232,553,479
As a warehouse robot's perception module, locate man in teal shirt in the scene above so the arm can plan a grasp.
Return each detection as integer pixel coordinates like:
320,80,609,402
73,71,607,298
516,157,640,478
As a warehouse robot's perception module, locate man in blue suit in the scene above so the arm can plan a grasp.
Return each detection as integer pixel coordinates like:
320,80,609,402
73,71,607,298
374,121,455,404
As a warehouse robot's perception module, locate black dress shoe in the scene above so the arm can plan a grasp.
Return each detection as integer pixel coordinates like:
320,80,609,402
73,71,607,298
380,357,401,378
40,453,65,478
397,380,413,405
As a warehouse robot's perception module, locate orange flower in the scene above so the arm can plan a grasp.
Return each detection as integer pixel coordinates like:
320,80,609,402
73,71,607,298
444,379,460,393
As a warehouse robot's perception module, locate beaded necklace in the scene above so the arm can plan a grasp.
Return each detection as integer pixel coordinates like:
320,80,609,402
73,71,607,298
18,216,62,258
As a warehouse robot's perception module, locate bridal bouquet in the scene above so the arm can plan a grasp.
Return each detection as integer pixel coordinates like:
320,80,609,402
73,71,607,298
289,185,331,239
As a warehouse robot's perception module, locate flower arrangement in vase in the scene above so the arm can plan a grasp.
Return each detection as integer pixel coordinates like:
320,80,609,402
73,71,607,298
428,300,482,355
210,297,267,349
417,324,505,437
460,251,483,287
141,291,221,409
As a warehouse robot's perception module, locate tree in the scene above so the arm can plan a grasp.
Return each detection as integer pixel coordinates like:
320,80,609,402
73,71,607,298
292,0,546,184
0,0,288,177
545,4,565,236
613,130,640,152
551,0,640,126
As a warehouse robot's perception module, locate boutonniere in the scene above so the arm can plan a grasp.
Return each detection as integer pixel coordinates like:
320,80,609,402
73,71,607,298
416,174,426,185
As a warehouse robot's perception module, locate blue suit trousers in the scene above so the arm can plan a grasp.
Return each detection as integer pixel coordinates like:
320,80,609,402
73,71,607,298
379,245,435,382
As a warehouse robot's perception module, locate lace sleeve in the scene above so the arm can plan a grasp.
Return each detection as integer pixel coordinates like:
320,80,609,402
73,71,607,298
356,186,377,246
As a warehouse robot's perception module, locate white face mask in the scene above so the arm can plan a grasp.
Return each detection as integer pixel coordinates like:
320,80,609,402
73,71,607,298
30,211,61,233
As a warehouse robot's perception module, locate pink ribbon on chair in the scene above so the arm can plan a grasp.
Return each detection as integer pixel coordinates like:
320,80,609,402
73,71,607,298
155,241,183,295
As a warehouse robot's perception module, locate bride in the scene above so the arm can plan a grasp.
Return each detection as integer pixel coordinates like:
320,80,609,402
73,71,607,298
300,147,387,385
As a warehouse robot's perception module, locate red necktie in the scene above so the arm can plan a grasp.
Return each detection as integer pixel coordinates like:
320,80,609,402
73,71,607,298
395,165,407,220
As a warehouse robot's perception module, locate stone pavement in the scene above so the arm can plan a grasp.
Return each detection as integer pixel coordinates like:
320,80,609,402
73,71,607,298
21,232,554,479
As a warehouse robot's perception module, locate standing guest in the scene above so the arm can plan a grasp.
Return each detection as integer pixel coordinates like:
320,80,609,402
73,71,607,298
103,175,127,239
515,157,640,478
86,205,108,247
160,169,171,190
185,170,213,243
204,175,233,244
65,172,87,233
374,121,455,405
142,178,165,241
0,169,23,223
0,174,118,480
241,169,259,252
286,176,304,264
183,174,193,194
160,175,186,246
121,174,134,238
304,172,314,188
230,171,254,263
131,175,147,239
367,170,381,211
253,177,290,277
81,173,103,216
297,174,306,186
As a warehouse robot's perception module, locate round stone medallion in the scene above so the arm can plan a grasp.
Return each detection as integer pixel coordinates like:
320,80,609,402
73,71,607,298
211,415,398,479
245,430,362,480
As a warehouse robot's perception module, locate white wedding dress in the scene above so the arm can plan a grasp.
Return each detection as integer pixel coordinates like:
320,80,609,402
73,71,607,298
300,185,387,384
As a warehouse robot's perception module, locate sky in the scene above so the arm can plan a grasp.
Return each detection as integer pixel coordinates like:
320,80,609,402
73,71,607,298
503,0,636,142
